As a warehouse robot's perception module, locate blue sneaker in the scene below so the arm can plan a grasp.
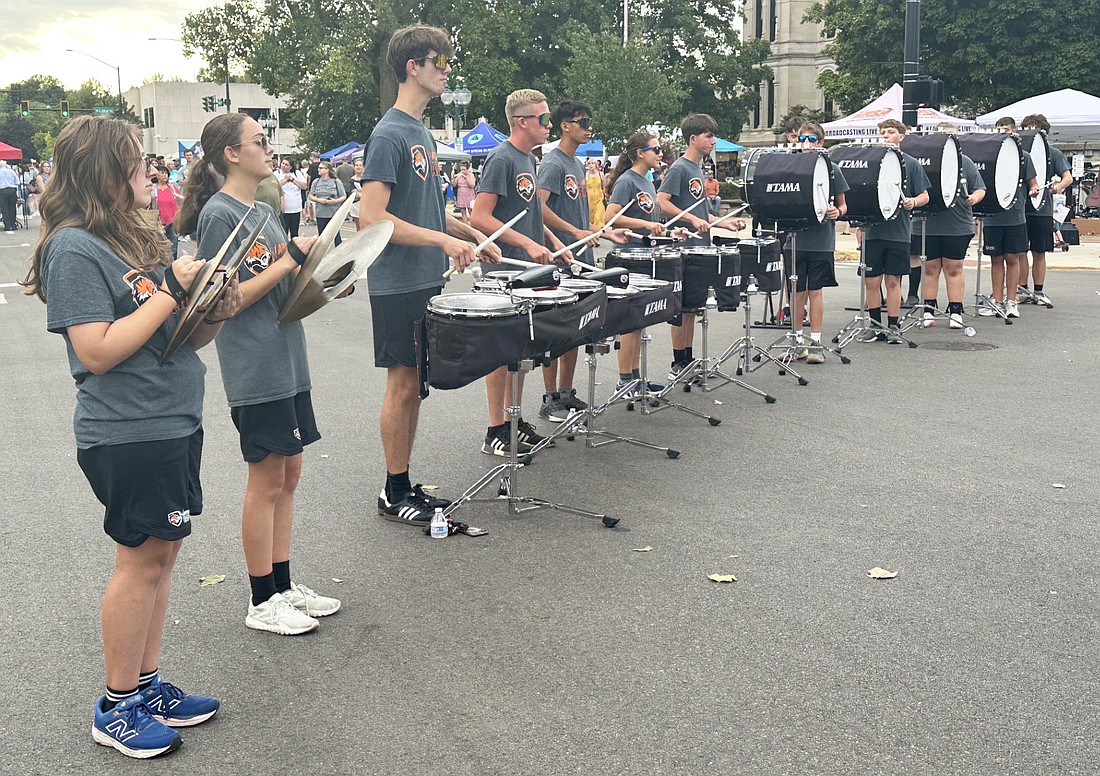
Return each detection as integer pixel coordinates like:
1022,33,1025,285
141,676,220,727
92,694,182,759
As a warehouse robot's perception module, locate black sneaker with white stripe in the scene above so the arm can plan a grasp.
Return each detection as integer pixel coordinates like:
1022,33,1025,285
377,489,433,526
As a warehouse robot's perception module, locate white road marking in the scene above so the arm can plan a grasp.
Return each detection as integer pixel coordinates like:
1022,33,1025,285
0,244,32,249
0,294,6,304
0,282,20,288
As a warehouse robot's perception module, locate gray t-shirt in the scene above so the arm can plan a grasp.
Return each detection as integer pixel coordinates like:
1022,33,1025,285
477,140,545,260
925,154,986,237
336,162,355,195
659,155,709,247
538,148,589,245
363,108,447,296
785,162,849,254
985,152,1037,227
41,228,205,448
194,193,311,407
866,152,931,244
609,169,660,245
309,178,346,219
1029,146,1069,218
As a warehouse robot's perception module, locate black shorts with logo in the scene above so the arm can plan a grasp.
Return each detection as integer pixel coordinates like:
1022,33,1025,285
230,391,321,463
786,251,838,291
77,428,204,547
1026,216,1055,254
370,286,441,368
910,233,972,261
863,240,910,278
982,223,1028,256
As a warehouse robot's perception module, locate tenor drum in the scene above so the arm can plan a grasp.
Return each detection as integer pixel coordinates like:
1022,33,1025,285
733,237,782,293
559,278,606,299
900,133,961,213
608,246,684,319
1019,129,1051,211
829,144,904,224
743,149,830,226
598,280,676,338
957,133,1024,214
681,247,742,311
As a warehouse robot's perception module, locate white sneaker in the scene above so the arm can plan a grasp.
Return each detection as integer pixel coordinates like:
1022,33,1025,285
922,311,936,327
283,581,341,617
949,313,964,329
978,301,1001,317
245,592,319,635
1005,300,1020,318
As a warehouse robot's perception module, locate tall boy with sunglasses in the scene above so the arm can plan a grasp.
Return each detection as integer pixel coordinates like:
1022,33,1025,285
359,25,501,526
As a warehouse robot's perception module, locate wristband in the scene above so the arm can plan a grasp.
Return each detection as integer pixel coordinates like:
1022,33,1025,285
161,265,189,303
203,315,230,324
287,241,308,266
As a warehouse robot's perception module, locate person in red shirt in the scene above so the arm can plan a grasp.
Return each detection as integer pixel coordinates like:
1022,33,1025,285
704,171,721,216
153,165,183,257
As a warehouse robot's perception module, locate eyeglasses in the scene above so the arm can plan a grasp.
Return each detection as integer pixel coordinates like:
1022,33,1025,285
414,53,457,70
230,136,273,151
563,117,592,130
640,146,663,154
798,134,820,143
514,113,552,127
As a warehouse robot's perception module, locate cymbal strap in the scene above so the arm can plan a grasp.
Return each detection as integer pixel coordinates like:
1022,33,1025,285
161,265,189,303
287,241,308,266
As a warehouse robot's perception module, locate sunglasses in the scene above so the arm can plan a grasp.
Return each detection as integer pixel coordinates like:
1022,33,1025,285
640,146,663,154
415,53,457,70
798,134,820,143
231,135,273,151
515,112,552,127
564,117,592,130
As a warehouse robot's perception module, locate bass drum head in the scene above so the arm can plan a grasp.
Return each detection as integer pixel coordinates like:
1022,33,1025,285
877,150,904,222
1022,130,1050,210
812,154,830,222
994,138,1022,210
428,293,520,318
939,137,961,211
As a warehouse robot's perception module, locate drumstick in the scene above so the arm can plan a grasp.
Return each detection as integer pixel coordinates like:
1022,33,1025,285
443,209,528,278
706,203,750,229
662,196,707,230
574,207,628,258
549,207,627,261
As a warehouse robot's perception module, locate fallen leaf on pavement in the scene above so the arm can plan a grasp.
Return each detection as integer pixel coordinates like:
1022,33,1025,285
1052,483,1066,489
708,573,737,583
320,454,330,459
199,574,226,587
421,484,439,492
713,400,723,405
632,546,654,553
867,567,898,580
331,578,344,583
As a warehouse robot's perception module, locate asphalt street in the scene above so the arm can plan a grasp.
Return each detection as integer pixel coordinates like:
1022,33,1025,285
1,225,1099,776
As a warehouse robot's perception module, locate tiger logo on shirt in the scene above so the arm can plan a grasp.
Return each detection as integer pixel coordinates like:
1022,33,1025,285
244,238,274,274
564,174,580,201
635,191,655,214
688,177,704,199
411,145,429,181
123,269,159,307
516,173,535,202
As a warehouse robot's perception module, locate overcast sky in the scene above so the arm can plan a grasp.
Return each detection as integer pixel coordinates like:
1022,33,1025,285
1,0,221,92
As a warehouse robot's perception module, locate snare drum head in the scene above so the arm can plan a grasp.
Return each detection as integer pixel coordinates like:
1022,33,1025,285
559,278,604,295
609,247,654,261
428,293,520,317
628,275,669,290
485,270,522,282
683,247,721,260
509,288,578,306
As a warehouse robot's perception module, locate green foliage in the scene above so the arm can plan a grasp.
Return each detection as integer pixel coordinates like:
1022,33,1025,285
0,118,37,160
805,0,1100,115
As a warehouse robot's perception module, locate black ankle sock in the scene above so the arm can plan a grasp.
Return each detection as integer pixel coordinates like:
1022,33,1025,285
684,347,694,362
926,298,938,310
888,315,899,328
672,348,687,365
104,686,139,710
869,307,882,323
619,372,633,383
137,669,159,690
631,369,641,379
386,470,412,500
1034,284,1043,292
1020,283,1030,290
272,560,291,593
909,268,922,297
947,301,963,314
249,573,278,607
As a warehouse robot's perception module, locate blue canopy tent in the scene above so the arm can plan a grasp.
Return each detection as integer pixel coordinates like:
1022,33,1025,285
575,139,604,157
453,121,508,156
320,141,361,160
715,138,744,153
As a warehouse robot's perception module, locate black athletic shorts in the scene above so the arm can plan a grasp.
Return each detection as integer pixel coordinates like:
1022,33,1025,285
370,286,441,368
1026,216,1055,254
230,391,320,463
863,240,910,278
786,251,838,291
982,223,1028,256
77,428,203,547
910,233,972,261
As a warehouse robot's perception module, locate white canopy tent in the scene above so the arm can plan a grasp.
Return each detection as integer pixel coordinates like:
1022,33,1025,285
977,89,1100,145
823,84,977,139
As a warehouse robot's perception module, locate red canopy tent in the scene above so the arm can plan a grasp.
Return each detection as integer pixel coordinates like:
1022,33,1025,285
0,142,23,160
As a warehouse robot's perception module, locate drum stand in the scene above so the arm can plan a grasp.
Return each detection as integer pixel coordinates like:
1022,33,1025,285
708,279,803,392
970,218,1013,325
443,359,618,528
833,232,918,348
900,218,933,332
636,326,722,426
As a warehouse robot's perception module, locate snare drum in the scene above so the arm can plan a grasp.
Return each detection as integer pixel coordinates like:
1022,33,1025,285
900,133,961,214
829,144,905,224
559,278,606,299
957,133,1024,214
427,293,521,319
733,237,782,293
743,148,831,226
507,287,578,307
609,246,683,320
681,246,742,311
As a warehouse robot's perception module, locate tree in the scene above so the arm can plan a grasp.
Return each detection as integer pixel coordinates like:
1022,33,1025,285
560,24,685,151
805,0,1100,116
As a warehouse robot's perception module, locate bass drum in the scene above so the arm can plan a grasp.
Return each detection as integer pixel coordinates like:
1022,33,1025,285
742,148,830,226
828,144,904,224
957,133,1024,214
900,133,961,214
1018,129,1051,211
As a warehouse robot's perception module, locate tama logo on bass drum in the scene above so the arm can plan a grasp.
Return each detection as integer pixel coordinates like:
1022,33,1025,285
765,182,801,193
836,159,869,169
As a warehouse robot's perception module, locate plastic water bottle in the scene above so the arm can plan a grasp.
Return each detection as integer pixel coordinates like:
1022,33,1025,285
964,326,976,337
429,508,448,539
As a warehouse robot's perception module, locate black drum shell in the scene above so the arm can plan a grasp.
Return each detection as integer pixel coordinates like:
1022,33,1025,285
681,247,742,311
829,144,905,224
608,247,683,320
957,133,1024,215
900,133,962,214
733,239,782,293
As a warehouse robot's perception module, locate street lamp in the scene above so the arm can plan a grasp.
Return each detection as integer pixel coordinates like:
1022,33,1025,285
440,86,472,150
65,49,123,114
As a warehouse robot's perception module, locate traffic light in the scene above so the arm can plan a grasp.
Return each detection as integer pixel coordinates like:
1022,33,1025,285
202,95,216,113
60,100,70,118
20,101,29,118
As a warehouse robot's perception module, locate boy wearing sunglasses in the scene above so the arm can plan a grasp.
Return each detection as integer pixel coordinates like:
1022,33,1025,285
472,89,571,456
359,25,502,527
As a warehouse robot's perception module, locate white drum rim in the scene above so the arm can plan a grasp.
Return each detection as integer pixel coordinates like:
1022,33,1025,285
878,150,904,221
428,293,521,317
508,288,578,306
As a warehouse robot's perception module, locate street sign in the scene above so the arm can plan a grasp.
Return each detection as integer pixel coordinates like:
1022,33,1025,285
94,107,114,115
